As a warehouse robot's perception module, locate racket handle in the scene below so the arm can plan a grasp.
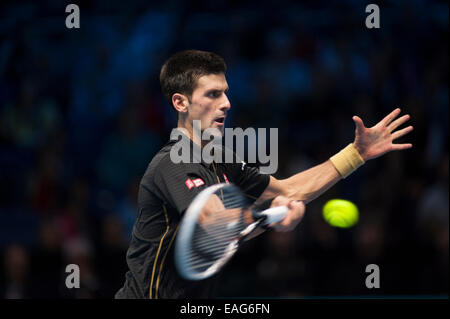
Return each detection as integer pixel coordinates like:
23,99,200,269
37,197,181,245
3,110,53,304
260,206,288,225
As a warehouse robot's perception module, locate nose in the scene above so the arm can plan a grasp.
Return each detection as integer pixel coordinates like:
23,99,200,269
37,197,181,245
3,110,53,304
220,94,231,112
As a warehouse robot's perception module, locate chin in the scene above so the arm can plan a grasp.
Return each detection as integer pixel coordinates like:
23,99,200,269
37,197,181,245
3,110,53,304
204,126,224,138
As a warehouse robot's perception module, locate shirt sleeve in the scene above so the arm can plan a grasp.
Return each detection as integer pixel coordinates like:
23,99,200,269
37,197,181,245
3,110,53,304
229,163,270,201
153,156,210,215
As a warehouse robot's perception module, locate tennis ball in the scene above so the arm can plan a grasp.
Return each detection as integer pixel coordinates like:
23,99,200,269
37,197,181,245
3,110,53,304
322,199,359,228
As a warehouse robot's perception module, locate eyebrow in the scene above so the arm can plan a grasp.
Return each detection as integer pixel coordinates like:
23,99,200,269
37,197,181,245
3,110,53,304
205,87,229,93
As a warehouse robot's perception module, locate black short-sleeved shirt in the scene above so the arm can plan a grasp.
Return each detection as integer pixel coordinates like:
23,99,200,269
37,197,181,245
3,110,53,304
115,130,270,299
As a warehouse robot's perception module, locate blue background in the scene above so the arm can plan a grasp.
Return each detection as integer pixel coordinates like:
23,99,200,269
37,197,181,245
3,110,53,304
0,0,448,298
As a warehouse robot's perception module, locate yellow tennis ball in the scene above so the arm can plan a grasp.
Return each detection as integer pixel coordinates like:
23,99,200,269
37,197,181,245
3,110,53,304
322,199,359,228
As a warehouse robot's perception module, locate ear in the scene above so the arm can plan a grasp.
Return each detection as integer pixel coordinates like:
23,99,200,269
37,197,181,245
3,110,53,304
172,93,189,115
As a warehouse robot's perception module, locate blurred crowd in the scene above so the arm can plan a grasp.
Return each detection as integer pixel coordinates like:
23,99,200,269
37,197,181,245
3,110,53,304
0,0,448,298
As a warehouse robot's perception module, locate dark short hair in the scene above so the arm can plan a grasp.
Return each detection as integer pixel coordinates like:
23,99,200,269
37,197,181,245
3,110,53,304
159,50,227,109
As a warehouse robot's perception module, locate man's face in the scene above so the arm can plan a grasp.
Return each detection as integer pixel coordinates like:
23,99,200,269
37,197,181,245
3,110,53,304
185,73,230,136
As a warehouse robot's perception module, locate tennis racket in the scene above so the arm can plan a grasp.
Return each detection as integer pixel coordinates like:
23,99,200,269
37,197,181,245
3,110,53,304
175,183,288,280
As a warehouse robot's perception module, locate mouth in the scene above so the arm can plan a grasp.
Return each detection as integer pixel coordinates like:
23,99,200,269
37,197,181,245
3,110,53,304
214,116,225,125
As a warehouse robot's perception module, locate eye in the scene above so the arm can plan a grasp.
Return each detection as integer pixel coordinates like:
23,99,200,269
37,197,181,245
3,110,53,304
208,91,221,98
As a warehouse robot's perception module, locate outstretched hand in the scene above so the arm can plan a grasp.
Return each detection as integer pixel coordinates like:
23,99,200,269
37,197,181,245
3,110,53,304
352,108,413,161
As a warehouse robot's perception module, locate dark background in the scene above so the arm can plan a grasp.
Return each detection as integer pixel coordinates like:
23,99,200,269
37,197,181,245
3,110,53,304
0,0,448,298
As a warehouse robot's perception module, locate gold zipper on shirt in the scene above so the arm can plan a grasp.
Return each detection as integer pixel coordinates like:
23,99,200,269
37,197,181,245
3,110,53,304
211,162,224,201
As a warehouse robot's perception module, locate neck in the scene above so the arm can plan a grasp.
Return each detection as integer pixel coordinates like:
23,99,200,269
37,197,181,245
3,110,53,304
178,116,224,148
177,119,204,147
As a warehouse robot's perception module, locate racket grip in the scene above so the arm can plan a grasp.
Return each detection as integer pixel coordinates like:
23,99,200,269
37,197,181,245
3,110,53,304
260,206,288,225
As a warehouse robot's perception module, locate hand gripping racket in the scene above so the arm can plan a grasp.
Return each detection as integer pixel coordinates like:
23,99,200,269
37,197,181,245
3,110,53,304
175,183,288,280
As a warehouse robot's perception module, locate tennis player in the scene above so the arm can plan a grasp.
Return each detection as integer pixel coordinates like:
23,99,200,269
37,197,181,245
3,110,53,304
115,50,413,299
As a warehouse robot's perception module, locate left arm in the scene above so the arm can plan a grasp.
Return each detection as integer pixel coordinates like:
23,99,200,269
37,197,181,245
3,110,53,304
257,108,413,206
256,160,341,205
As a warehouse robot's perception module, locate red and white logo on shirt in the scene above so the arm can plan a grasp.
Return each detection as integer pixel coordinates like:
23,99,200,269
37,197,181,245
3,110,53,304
185,179,195,189
185,178,205,189
192,178,205,187
223,174,230,184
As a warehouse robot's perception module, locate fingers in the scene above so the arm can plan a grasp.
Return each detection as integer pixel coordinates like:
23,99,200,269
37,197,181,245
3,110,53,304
380,108,401,126
391,143,413,151
388,114,411,132
271,200,305,232
352,116,365,132
391,125,413,140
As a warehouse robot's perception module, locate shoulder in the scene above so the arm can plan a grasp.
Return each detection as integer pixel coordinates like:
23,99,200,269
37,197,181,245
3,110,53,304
145,150,208,186
139,144,174,185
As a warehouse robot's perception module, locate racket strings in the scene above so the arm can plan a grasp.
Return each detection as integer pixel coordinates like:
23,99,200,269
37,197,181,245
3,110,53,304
189,222,243,256
185,190,251,272
190,212,245,253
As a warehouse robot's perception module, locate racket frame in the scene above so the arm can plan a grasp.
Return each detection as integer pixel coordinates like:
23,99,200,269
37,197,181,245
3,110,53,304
175,183,288,280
